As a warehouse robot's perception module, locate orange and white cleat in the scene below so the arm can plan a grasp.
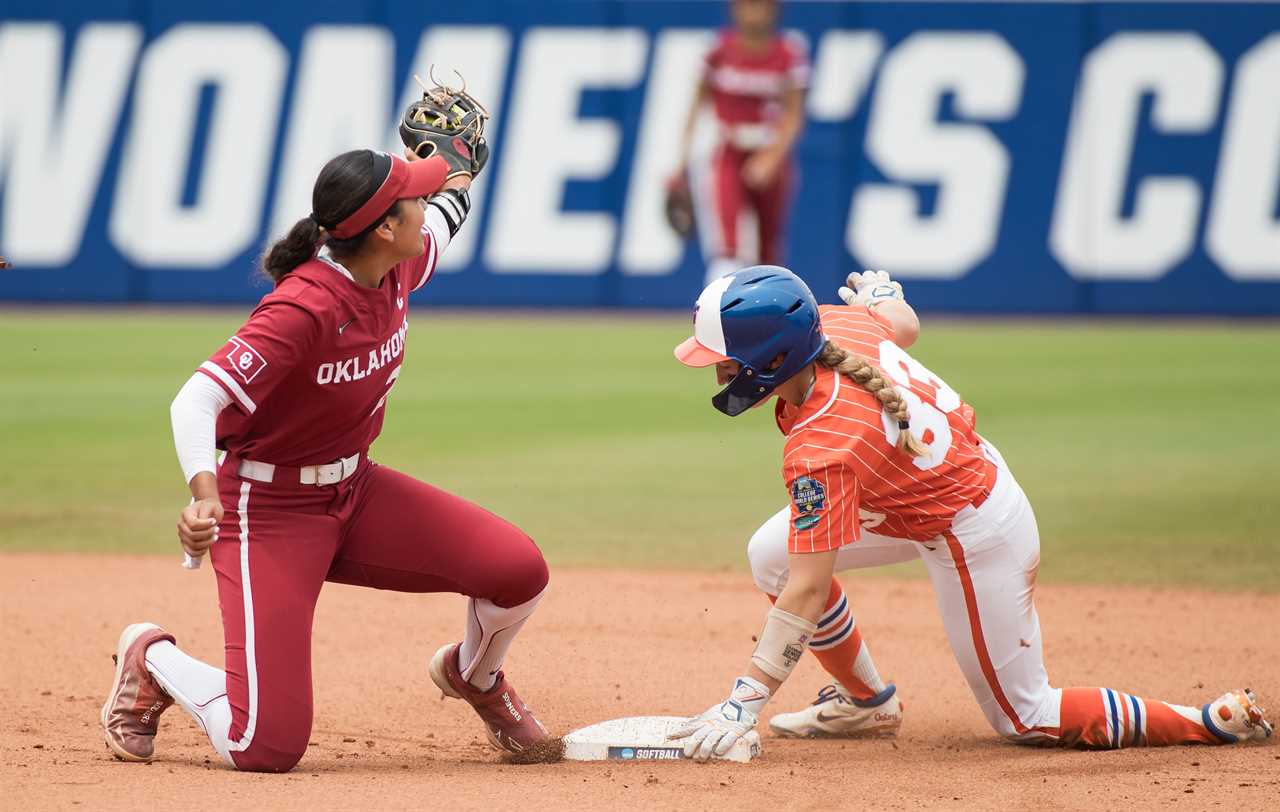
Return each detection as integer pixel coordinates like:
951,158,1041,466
1202,689,1273,743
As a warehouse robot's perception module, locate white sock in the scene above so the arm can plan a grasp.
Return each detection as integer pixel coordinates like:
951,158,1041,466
852,640,887,696
458,587,546,691
144,640,236,765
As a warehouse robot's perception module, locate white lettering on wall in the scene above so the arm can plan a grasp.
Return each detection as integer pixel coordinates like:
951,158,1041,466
618,29,716,276
0,23,141,265
1206,33,1280,280
1051,33,1223,280
848,33,1024,278
807,30,884,121
110,25,287,266
394,26,512,272
269,27,393,241
486,27,647,274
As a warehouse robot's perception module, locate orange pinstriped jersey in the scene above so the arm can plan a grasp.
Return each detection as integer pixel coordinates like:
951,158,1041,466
778,306,995,552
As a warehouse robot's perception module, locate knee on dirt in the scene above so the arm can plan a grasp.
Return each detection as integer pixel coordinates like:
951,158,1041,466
230,729,311,773
982,704,1053,746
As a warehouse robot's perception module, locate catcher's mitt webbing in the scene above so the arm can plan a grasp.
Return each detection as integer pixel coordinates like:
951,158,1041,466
399,70,490,180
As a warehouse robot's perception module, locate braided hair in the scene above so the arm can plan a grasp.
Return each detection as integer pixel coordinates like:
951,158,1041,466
815,340,926,457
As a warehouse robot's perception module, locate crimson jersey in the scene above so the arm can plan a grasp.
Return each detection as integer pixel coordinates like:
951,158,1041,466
195,229,442,466
777,306,995,552
703,30,809,149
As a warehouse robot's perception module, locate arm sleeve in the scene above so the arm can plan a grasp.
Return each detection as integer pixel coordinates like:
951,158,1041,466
170,372,232,485
410,187,472,292
195,301,321,415
784,460,860,554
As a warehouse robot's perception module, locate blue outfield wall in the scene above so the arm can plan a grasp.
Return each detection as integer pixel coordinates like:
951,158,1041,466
1,1,1278,313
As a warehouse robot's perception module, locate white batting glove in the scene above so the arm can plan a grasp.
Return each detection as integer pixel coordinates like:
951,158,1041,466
838,269,903,308
668,677,769,762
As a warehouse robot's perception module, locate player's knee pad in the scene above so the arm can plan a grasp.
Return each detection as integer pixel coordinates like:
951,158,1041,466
746,508,791,596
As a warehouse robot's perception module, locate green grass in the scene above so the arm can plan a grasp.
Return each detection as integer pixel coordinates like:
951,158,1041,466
1,310,1277,590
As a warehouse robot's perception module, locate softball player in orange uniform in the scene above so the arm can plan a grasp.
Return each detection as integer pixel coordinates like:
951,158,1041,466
669,266,1272,760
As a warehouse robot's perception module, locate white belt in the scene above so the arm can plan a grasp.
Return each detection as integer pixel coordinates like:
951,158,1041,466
722,123,774,151
237,453,361,486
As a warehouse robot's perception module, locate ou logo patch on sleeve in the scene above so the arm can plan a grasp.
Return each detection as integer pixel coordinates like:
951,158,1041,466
225,336,267,384
791,475,826,531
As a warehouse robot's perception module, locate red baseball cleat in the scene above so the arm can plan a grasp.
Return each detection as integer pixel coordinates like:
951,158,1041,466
429,643,548,753
100,623,176,762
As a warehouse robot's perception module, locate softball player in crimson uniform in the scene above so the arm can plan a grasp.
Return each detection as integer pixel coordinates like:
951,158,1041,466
673,0,808,283
100,148,551,772
668,266,1272,760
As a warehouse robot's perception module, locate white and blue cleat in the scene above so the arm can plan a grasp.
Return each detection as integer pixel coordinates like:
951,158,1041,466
768,683,903,739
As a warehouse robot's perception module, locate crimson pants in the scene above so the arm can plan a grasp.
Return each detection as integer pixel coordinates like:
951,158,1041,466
712,144,795,266
211,457,548,772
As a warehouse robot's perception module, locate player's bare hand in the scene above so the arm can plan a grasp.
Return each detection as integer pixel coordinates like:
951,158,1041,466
178,498,223,559
742,148,783,190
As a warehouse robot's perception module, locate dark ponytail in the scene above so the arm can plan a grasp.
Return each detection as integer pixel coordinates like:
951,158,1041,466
261,216,323,282
259,150,400,284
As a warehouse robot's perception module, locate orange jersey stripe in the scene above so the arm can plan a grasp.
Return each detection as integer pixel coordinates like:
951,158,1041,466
779,306,991,552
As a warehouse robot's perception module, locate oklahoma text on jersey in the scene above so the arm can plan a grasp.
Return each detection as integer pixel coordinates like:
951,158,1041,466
315,315,408,385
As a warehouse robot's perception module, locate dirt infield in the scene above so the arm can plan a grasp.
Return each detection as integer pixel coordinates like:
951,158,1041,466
3,554,1276,810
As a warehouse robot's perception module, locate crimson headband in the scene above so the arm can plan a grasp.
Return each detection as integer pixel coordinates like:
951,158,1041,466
326,152,448,240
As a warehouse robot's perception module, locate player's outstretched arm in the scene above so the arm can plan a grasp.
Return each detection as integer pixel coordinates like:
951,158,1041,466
874,300,920,348
668,549,837,761
838,270,920,348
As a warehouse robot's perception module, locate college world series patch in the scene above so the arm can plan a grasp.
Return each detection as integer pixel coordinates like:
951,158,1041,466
791,476,826,530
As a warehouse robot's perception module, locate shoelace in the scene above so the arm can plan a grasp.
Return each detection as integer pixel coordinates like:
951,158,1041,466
811,684,851,707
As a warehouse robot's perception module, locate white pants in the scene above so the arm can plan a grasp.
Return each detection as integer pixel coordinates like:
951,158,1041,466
747,444,1061,741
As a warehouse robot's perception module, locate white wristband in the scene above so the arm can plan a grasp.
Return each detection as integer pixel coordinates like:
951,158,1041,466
750,606,818,682
728,675,771,716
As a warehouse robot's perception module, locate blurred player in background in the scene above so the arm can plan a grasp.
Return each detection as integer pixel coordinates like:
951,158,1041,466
100,130,554,771
667,266,1272,760
671,0,808,284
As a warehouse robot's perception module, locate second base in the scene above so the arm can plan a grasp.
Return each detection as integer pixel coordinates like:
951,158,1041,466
562,716,762,763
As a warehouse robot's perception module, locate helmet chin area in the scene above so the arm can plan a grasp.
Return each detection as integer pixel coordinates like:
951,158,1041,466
711,365,776,416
